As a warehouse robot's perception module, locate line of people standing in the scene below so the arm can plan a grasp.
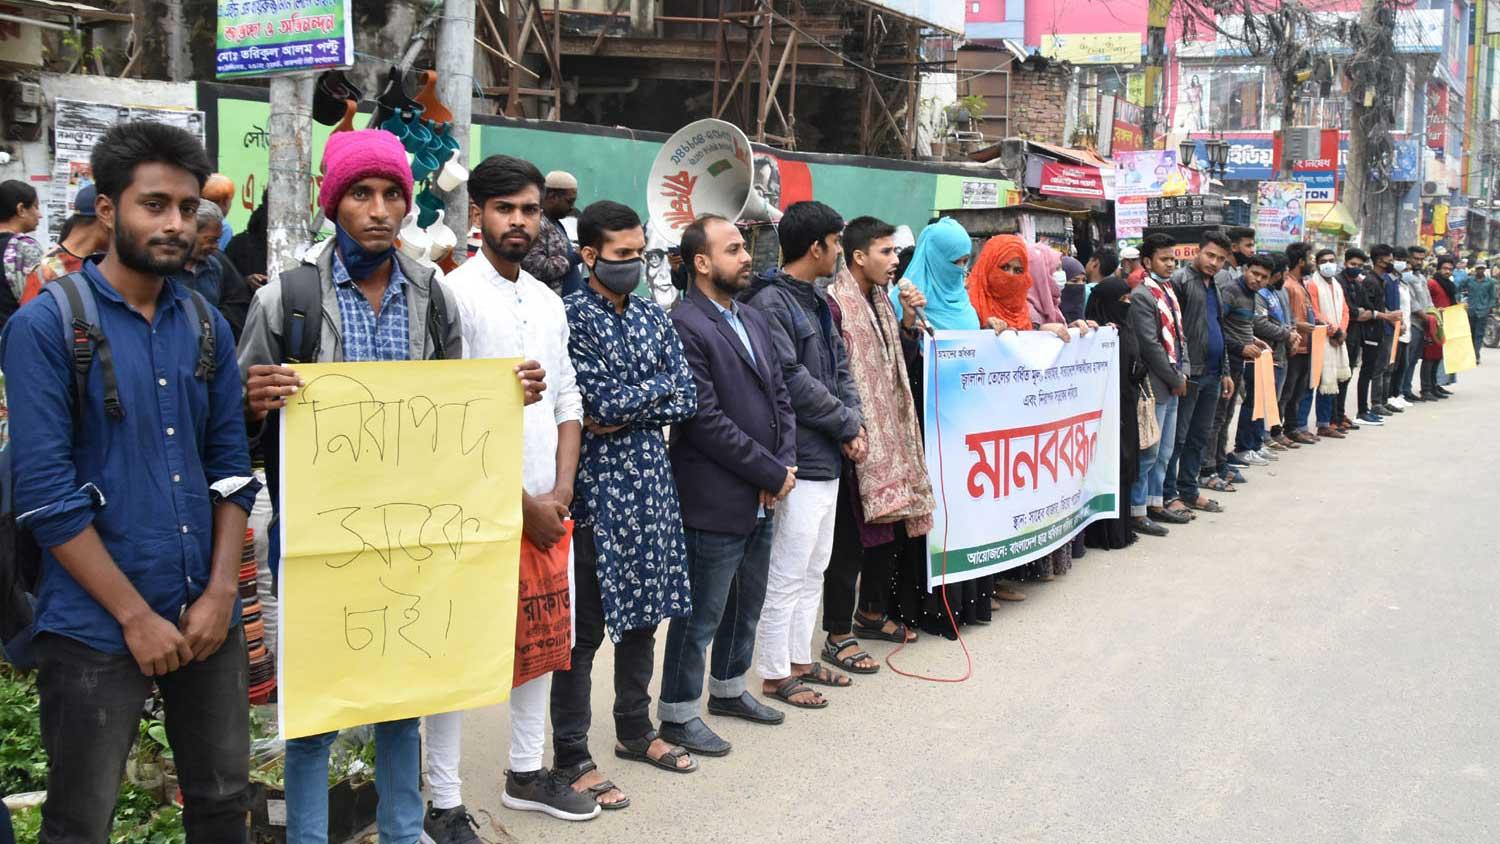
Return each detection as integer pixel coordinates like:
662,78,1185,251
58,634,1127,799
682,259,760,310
4,119,1491,844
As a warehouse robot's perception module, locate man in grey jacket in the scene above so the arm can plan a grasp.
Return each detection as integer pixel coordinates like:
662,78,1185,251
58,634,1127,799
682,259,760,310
1219,252,1286,467
743,200,866,706
1127,233,1187,537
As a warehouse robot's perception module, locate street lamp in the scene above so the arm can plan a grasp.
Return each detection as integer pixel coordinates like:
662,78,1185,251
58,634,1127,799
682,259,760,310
1206,134,1230,180
1178,138,1197,168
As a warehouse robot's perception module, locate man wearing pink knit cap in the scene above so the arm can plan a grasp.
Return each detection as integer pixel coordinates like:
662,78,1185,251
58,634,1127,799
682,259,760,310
238,128,544,843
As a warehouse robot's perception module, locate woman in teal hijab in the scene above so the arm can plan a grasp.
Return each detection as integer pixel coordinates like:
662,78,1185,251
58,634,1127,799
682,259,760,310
891,217,977,330
886,216,1023,623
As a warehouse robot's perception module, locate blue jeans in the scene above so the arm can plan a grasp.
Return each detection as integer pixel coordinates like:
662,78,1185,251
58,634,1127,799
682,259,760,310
658,518,774,723
1167,373,1219,503
1235,360,1265,452
1316,393,1334,426
1131,395,1178,516
285,718,422,843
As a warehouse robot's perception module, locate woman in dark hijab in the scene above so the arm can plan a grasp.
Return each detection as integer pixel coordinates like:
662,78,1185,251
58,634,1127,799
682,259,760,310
1083,274,1140,550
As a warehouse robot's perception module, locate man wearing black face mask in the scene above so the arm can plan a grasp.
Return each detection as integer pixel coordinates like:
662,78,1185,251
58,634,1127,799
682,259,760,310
548,200,702,806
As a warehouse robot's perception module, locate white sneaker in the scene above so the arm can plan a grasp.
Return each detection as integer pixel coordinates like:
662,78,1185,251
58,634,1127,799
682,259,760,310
1392,396,1411,409
1256,447,1279,462
1235,450,1269,466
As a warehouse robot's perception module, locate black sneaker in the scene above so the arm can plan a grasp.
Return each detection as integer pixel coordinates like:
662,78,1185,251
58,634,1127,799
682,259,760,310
502,768,602,822
424,803,482,844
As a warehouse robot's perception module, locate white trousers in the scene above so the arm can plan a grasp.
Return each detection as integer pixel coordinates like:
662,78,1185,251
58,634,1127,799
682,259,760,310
754,478,840,682
423,673,551,810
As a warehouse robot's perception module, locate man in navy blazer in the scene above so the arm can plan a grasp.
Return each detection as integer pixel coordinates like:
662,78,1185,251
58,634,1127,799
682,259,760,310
660,215,797,756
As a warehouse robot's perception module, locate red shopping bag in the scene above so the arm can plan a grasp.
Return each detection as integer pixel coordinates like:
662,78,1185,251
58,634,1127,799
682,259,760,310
512,522,573,688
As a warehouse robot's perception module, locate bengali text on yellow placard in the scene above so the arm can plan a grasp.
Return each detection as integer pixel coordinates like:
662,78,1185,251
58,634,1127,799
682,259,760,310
277,359,524,739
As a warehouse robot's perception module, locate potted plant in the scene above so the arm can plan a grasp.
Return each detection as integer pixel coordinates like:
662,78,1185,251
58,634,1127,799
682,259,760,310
944,94,987,131
125,717,171,799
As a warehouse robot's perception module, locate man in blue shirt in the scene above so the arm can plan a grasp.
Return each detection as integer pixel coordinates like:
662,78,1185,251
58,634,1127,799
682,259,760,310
3,121,259,840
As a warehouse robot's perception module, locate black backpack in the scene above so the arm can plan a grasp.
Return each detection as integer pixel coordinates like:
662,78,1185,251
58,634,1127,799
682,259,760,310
0,273,217,668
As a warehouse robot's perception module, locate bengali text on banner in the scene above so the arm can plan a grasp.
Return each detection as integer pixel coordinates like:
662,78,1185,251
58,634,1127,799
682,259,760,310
922,328,1121,589
277,359,524,739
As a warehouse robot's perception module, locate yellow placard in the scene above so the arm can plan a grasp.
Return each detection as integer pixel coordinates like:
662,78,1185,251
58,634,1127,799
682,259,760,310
1040,33,1143,66
1441,304,1477,374
277,359,524,739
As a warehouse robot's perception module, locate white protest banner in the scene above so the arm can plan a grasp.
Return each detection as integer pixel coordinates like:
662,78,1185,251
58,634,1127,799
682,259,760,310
922,328,1120,588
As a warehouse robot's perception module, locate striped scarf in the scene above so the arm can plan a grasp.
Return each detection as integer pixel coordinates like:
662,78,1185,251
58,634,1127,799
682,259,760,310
1142,275,1184,367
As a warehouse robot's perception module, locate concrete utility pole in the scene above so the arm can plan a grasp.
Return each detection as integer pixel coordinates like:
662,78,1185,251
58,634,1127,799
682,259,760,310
434,0,476,265
1141,0,1172,149
1343,9,1373,243
266,75,316,280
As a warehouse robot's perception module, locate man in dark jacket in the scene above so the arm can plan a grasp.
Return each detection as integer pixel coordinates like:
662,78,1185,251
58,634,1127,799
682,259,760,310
1353,244,1405,425
1127,233,1187,537
743,200,866,705
1163,229,1234,519
1220,252,1288,466
661,214,797,755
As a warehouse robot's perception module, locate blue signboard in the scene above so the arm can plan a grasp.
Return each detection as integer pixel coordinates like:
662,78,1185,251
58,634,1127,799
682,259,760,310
1391,138,1421,182
1193,136,1275,181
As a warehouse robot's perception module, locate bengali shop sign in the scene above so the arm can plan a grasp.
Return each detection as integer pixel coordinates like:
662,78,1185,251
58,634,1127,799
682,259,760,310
1039,162,1106,200
921,329,1120,588
216,0,354,79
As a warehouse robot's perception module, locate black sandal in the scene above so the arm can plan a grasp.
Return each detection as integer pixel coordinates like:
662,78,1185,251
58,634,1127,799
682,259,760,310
822,636,880,675
613,731,698,774
557,760,631,810
852,612,917,643
798,662,852,687
767,676,828,709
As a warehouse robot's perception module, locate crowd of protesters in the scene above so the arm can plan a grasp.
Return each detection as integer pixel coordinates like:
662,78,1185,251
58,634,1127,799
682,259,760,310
0,123,1492,844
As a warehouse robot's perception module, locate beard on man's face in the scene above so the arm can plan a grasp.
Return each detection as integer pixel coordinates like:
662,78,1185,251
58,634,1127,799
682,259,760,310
710,265,751,297
483,226,533,262
114,218,193,276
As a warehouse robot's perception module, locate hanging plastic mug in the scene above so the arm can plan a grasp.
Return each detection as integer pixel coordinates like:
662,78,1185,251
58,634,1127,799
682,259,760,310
427,210,459,262
402,118,434,155
436,149,468,192
414,189,445,228
379,113,410,142
398,212,434,262
410,150,441,183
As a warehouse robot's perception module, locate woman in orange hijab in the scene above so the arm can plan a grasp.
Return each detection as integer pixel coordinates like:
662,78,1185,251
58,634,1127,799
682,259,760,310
967,234,1074,341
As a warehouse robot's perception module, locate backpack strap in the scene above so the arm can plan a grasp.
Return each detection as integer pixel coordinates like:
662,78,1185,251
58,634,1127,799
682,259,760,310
183,289,217,381
426,279,450,360
42,273,124,420
279,266,325,363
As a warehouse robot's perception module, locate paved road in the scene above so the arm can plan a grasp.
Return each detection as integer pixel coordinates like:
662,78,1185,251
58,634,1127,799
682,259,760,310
442,362,1500,844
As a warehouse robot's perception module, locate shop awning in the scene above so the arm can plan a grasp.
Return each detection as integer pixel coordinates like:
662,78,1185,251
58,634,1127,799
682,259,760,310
1308,201,1358,236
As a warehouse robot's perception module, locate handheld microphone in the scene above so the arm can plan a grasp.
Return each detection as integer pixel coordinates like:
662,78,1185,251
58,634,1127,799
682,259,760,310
897,278,934,335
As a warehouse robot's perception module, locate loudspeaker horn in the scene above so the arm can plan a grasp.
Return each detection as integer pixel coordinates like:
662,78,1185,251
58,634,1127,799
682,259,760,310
647,118,782,246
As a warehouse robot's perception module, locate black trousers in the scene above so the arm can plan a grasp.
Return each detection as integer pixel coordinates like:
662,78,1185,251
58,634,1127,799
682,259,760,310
1356,337,1389,416
36,627,250,843
822,478,893,637
1421,357,1440,393
1280,354,1311,432
550,526,658,770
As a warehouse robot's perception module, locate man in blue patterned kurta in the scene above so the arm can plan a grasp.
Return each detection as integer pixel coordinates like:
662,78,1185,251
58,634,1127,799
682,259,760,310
551,200,700,806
